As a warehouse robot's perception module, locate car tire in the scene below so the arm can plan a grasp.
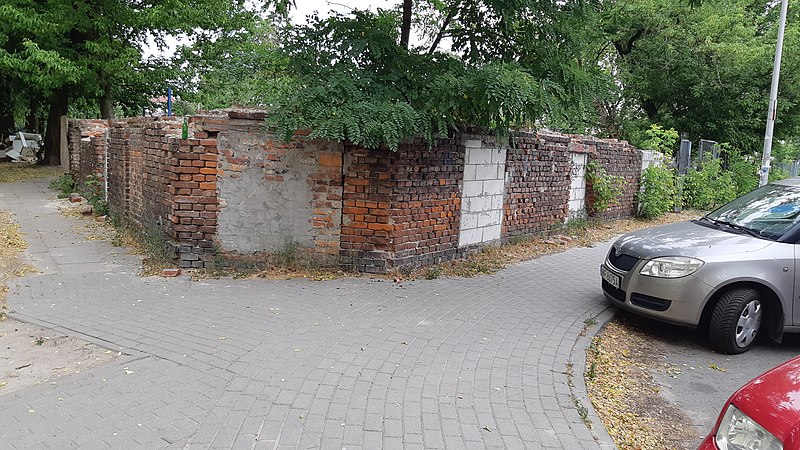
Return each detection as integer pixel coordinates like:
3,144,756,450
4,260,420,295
709,287,763,354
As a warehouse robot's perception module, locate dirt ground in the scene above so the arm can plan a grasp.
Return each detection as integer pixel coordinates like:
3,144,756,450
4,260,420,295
0,319,119,395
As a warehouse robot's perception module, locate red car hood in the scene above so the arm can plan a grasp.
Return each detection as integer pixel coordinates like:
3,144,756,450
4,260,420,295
731,356,800,446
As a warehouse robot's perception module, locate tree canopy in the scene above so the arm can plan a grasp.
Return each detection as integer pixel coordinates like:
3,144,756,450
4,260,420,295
3,0,799,165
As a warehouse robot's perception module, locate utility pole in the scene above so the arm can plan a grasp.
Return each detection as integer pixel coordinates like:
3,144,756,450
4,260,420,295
760,0,789,187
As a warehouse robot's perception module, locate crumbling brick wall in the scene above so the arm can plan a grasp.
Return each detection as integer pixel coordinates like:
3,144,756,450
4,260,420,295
584,138,642,219
69,112,643,273
67,119,108,187
341,138,464,273
503,132,574,238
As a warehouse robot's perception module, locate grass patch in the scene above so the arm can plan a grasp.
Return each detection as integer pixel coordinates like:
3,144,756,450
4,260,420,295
0,162,61,183
109,220,174,276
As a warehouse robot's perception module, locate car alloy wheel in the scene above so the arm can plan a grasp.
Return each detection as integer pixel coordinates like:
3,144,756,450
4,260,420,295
735,300,762,349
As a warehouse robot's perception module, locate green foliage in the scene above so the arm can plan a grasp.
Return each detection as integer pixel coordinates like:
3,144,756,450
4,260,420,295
640,124,679,156
49,173,75,198
682,158,738,210
81,175,108,217
176,17,291,109
607,0,800,155
586,161,625,213
270,9,609,150
637,165,676,219
721,144,759,195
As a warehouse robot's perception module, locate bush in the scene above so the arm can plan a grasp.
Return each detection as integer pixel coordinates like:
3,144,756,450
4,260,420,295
81,175,109,216
682,158,738,210
637,165,676,219
49,174,75,198
641,124,679,156
586,162,625,213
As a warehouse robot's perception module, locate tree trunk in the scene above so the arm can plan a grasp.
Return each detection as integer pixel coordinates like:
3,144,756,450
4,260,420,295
400,0,412,49
0,80,15,138
99,83,115,119
41,88,69,166
25,98,40,133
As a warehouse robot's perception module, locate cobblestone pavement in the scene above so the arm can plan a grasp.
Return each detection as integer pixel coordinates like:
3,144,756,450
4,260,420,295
0,178,616,449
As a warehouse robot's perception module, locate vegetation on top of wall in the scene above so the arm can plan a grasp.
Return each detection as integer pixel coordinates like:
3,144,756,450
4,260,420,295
268,9,607,150
640,125,679,156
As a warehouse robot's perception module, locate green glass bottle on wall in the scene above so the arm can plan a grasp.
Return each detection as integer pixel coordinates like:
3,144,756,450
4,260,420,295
182,118,189,139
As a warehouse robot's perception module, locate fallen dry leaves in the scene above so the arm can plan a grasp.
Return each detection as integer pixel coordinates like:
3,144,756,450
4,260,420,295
0,211,29,317
404,210,702,279
586,319,699,450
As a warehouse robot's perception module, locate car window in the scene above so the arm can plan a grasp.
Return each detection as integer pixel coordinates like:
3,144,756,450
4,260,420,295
706,184,800,240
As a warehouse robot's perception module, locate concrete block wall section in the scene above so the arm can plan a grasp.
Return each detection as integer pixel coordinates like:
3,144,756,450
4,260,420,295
459,138,506,247
568,152,588,220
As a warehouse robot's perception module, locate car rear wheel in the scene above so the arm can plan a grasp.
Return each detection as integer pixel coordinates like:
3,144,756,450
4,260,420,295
709,288,762,354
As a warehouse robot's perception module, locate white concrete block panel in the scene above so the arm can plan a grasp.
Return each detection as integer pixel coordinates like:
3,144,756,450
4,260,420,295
482,224,502,241
463,180,484,197
459,142,507,247
459,228,483,246
490,194,504,210
568,152,588,221
482,179,505,196
476,210,502,227
475,163,499,180
463,164,477,181
460,212,479,230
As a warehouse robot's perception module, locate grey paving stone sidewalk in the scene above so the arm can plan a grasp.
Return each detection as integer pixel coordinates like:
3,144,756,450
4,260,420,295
0,178,616,449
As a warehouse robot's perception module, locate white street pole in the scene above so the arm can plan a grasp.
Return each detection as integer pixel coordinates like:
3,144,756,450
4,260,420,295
760,0,790,187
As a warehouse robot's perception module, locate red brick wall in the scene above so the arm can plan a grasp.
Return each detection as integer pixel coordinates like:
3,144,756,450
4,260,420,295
67,119,108,187
584,137,642,219
70,112,642,273
341,138,463,273
503,132,574,238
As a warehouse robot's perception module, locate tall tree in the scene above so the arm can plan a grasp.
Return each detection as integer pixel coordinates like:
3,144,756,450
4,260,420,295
601,0,800,152
0,0,279,165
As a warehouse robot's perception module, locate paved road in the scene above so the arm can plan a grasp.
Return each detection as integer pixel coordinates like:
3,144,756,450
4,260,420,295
0,178,616,449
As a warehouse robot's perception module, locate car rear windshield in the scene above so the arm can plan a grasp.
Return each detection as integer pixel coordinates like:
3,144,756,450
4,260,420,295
706,183,800,240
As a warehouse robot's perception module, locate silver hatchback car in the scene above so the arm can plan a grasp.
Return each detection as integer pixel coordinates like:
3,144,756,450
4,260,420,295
601,177,800,354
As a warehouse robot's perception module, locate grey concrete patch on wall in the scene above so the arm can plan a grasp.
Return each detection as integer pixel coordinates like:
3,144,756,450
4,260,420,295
459,139,506,247
216,131,318,254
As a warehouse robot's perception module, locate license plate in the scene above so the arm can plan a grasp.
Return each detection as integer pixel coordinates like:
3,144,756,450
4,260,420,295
601,266,621,289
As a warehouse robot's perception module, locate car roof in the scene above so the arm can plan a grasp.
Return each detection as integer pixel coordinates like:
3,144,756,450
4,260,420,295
774,176,800,187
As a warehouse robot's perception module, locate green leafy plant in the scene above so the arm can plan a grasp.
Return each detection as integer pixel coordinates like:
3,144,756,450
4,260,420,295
269,10,575,151
637,165,676,219
81,175,108,216
682,158,737,210
49,174,75,198
640,124,679,156
586,161,625,213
